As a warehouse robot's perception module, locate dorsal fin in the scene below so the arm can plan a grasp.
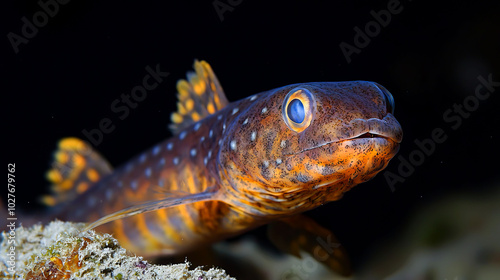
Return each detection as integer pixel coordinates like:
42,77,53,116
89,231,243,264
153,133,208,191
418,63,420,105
169,60,229,134
42,138,113,207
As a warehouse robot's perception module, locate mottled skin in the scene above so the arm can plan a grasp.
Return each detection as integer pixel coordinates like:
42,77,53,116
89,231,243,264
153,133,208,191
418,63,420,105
219,82,402,217
42,63,402,261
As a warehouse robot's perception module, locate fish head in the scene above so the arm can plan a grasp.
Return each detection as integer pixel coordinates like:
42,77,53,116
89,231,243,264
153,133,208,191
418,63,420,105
219,81,402,216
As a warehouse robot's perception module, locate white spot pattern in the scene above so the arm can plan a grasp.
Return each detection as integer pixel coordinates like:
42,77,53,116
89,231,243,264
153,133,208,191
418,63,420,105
87,197,96,207
179,131,187,140
106,189,113,200
152,145,161,155
251,131,257,141
280,140,287,148
145,167,152,177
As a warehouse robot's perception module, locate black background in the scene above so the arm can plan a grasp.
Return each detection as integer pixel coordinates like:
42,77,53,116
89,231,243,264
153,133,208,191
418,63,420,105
3,0,500,273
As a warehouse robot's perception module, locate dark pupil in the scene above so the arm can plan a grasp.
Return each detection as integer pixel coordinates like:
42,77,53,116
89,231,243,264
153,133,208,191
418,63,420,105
287,99,305,123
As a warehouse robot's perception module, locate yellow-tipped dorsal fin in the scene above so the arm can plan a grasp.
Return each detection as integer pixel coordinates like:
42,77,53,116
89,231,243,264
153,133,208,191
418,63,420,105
169,60,229,134
42,137,112,207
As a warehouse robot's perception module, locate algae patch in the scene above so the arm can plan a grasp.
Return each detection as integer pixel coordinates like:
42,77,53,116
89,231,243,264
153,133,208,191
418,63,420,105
0,220,235,279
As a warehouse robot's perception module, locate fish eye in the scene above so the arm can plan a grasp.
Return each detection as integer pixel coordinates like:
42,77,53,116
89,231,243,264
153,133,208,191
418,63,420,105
287,99,305,123
282,88,315,133
375,83,395,114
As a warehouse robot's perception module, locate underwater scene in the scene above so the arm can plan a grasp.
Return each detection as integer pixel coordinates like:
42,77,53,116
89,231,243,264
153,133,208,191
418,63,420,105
2,0,500,279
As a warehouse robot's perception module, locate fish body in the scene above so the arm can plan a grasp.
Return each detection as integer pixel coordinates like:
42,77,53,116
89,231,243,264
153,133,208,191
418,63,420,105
42,61,402,273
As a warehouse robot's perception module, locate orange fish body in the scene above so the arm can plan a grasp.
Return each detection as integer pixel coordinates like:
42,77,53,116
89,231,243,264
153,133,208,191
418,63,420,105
42,61,402,275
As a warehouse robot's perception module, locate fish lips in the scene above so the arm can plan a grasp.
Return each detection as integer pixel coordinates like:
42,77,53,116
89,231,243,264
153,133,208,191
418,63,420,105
345,114,403,144
294,113,402,155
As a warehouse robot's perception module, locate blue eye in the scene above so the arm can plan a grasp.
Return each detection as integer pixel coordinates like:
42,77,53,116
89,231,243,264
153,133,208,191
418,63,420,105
282,88,315,133
287,99,305,123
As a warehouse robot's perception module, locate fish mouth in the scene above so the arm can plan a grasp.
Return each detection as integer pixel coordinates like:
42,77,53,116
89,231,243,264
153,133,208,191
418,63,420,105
343,115,403,144
297,131,397,155
343,131,399,143
290,115,402,155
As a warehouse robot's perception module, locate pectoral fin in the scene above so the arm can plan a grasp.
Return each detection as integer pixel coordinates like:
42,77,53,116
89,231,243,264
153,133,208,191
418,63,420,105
267,215,352,277
82,187,219,232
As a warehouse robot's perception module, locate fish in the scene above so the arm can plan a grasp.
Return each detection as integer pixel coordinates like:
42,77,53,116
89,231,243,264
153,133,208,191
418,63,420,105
40,60,402,276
